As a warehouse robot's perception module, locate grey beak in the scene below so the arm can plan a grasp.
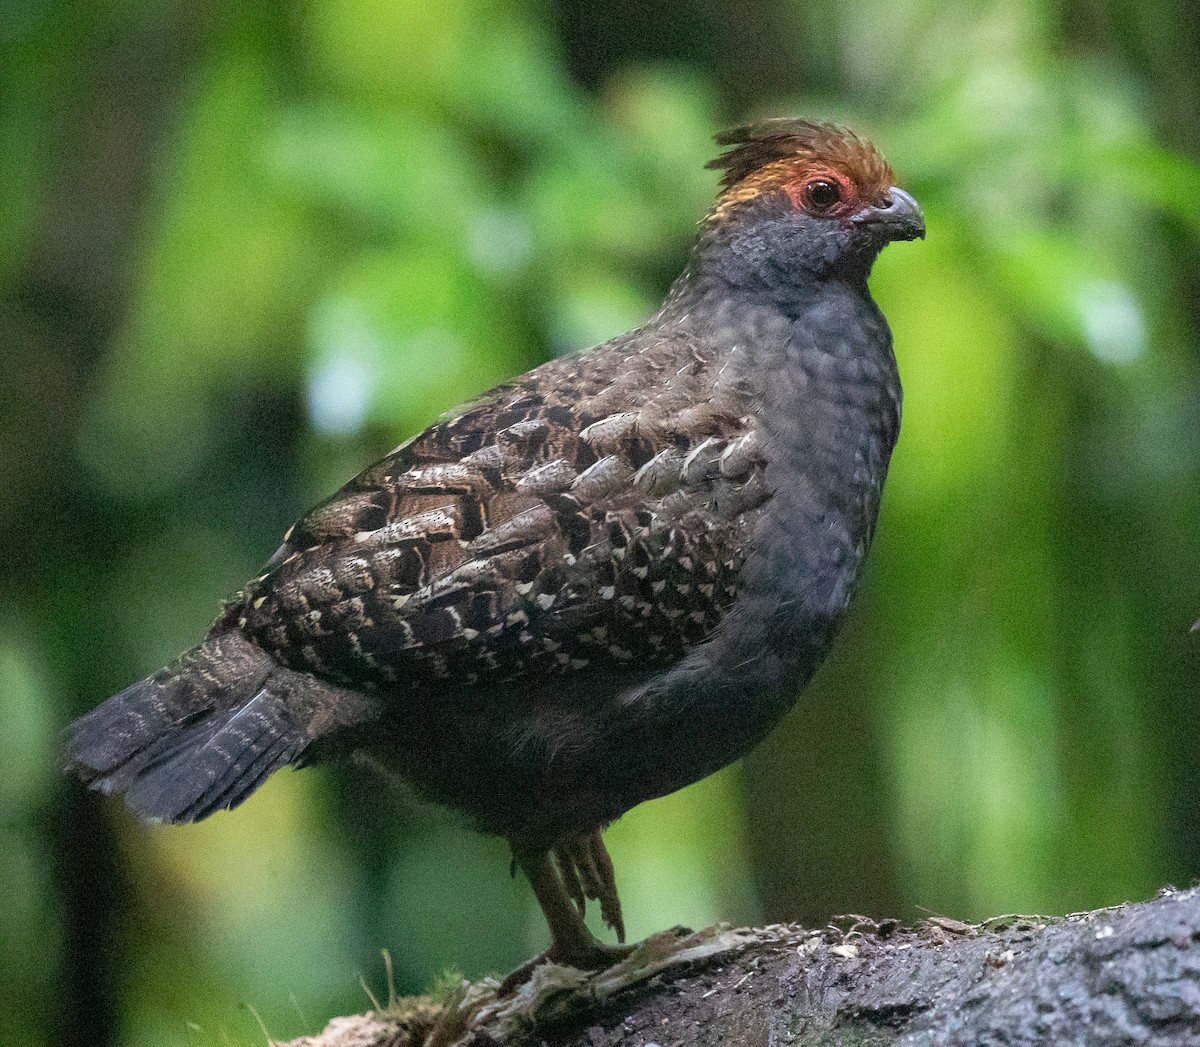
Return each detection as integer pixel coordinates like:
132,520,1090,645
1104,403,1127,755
854,186,925,242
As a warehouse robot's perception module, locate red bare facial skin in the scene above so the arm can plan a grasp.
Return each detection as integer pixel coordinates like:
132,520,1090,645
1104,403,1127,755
784,167,861,218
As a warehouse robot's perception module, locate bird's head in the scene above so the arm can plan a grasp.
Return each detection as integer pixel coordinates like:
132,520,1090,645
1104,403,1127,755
701,119,924,286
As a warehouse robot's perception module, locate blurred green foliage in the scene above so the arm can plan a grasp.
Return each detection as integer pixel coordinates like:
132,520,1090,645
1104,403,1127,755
2,0,1199,1043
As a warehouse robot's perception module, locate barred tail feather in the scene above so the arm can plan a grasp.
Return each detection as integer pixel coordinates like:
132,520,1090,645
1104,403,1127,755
118,686,307,823
63,631,377,824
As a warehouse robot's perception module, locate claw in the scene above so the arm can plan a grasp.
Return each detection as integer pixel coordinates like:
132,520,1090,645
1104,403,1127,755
586,831,626,942
573,836,603,899
549,832,626,942
554,845,587,914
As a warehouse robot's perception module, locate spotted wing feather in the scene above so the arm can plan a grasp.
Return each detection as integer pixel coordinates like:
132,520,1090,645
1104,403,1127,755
224,334,770,702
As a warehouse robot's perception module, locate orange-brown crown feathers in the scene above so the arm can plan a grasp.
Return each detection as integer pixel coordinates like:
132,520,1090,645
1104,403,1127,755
706,119,895,220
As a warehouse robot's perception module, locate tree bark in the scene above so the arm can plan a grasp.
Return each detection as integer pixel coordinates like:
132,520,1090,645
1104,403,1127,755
279,884,1200,1047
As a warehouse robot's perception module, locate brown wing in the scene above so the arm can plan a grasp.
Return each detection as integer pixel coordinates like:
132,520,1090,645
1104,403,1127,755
222,333,770,698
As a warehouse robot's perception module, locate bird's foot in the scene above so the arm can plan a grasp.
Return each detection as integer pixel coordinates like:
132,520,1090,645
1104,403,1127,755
548,935,635,970
503,839,633,996
498,937,635,995
553,829,626,941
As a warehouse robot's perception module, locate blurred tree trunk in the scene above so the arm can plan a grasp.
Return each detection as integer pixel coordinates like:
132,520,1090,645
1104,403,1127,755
0,4,215,1045
281,885,1200,1047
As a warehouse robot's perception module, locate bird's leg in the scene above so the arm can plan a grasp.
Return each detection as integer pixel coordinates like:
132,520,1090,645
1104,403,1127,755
504,845,632,990
552,830,625,942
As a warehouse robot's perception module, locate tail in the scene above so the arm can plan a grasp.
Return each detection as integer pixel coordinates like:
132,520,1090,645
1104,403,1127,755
63,630,377,823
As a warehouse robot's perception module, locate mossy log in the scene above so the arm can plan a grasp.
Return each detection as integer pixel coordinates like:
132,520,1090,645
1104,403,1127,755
281,884,1200,1047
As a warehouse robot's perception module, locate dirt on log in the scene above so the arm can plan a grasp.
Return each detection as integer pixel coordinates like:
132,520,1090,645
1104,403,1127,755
281,884,1200,1047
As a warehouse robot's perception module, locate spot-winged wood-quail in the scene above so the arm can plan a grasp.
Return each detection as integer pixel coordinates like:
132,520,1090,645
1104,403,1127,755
64,119,925,973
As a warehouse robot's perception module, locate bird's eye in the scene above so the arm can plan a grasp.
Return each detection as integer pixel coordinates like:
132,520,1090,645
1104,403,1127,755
802,179,842,214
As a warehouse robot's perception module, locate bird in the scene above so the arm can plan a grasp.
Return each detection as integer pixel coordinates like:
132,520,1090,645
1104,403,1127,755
64,118,924,975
